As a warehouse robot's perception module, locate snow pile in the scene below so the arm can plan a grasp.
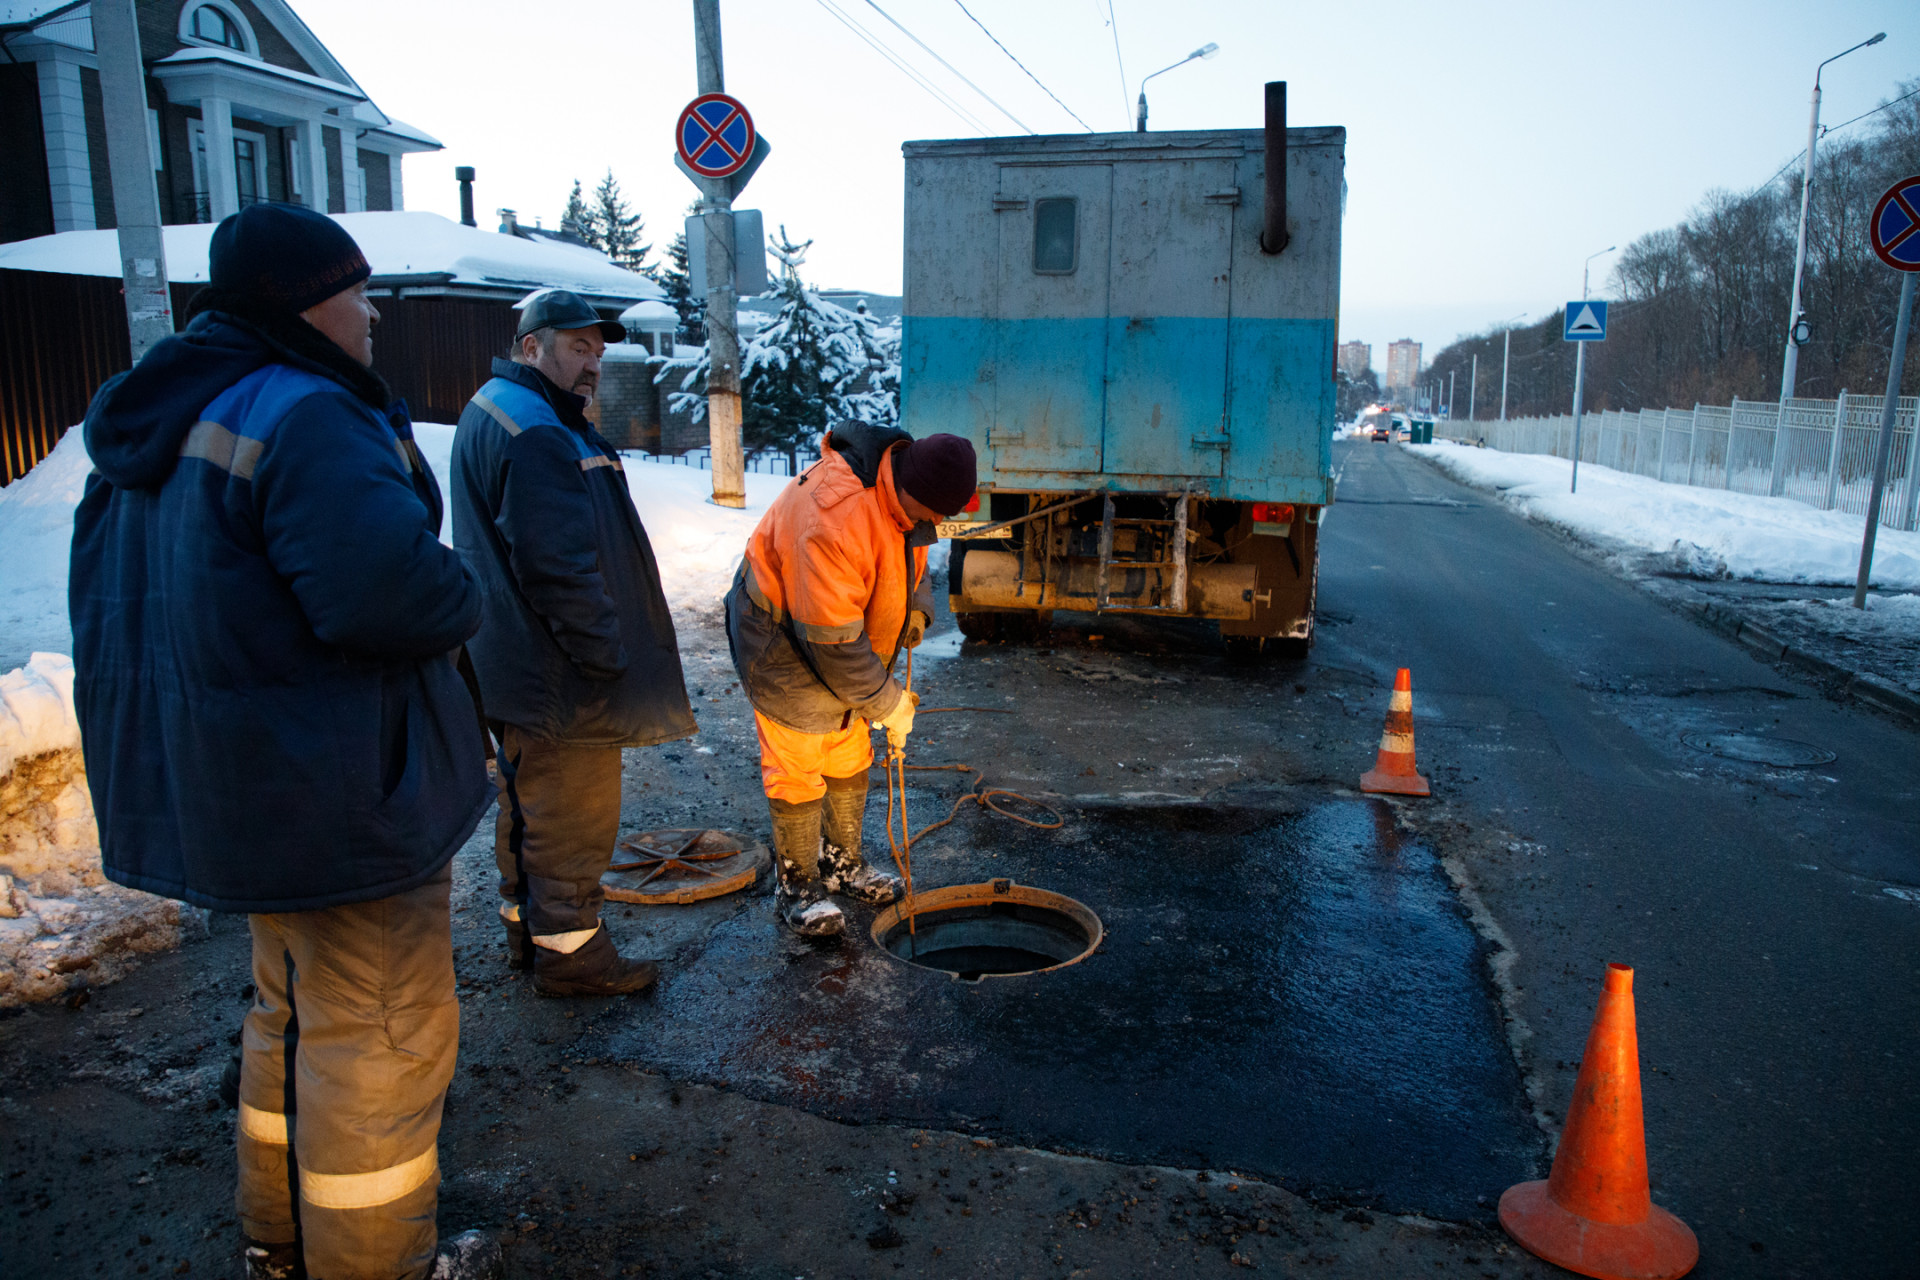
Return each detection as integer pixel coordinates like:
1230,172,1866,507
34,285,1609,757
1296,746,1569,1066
0,425,91,671
0,212,663,302
1407,440,1920,589
0,653,203,1008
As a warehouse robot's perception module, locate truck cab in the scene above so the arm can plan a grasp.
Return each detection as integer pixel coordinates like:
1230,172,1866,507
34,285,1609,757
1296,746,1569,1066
900,113,1345,655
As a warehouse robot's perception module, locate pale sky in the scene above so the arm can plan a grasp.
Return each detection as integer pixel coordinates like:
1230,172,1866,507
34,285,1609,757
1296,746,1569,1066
303,0,1917,364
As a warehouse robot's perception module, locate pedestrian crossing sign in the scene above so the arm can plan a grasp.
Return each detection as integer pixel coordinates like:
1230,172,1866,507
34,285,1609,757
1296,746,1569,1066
1563,301,1608,342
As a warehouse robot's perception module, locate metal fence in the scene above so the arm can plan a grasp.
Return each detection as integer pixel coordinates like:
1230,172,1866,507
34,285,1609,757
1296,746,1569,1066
1439,393,1920,532
636,447,818,476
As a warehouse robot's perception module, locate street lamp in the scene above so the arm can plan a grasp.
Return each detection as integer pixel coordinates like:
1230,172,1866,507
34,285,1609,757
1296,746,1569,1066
1780,32,1886,401
1136,42,1220,132
1498,310,1526,421
1570,245,1616,494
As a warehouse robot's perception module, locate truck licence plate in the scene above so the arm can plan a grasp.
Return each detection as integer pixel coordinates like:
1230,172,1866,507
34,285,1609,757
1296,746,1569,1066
936,520,1009,540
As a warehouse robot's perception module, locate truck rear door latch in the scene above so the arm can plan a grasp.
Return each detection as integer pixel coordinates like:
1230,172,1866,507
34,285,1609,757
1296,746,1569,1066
1190,435,1230,450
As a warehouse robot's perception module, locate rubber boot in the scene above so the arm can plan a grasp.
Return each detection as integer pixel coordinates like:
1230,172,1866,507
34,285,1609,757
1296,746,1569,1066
501,911,533,971
432,1228,505,1279
769,797,845,937
531,924,659,998
819,772,903,906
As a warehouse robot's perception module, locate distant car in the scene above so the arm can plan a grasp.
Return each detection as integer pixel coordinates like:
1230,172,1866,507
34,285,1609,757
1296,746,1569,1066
1371,426,1390,442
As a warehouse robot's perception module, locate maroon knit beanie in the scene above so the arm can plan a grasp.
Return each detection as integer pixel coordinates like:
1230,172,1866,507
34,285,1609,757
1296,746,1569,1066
208,203,370,316
893,433,977,516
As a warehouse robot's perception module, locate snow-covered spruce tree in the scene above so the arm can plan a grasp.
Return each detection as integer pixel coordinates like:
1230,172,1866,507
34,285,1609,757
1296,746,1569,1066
560,180,598,249
661,227,900,470
657,202,700,342
590,170,648,274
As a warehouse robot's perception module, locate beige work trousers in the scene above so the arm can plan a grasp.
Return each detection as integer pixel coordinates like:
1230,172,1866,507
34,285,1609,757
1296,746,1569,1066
236,863,459,1280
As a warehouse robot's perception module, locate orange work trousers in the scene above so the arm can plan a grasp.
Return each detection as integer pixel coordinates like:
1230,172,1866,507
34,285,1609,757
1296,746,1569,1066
754,711,873,804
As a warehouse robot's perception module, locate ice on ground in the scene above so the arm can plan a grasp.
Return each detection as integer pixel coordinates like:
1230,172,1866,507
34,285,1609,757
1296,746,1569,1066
1406,440,1920,590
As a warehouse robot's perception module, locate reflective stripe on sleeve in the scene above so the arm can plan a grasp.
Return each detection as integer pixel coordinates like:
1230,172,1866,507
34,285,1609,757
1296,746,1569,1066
469,390,523,437
799,619,867,644
579,454,624,472
498,903,523,923
299,1146,438,1211
742,564,785,621
237,1102,289,1145
179,420,266,480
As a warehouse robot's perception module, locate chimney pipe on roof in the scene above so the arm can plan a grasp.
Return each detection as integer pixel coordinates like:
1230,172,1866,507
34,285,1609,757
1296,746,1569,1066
498,209,518,235
1260,82,1288,255
455,166,476,226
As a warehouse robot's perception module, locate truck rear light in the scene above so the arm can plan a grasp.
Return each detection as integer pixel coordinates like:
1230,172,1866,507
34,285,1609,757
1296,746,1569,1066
1250,502,1295,524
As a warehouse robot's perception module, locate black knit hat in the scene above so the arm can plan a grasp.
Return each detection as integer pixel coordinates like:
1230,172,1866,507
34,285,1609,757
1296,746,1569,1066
208,204,371,315
892,433,978,516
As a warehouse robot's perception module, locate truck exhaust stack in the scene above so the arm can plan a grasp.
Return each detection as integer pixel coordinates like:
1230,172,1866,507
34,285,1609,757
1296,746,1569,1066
1261,81,1288,255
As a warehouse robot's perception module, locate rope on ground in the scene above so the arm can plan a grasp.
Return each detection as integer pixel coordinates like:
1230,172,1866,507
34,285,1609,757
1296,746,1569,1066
877,649,1065,936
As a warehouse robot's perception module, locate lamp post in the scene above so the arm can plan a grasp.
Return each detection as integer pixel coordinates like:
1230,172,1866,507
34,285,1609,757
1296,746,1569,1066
1780,32,1886,401
1498,311,1526,421
1136,42,1220,132
1570,245,1615,494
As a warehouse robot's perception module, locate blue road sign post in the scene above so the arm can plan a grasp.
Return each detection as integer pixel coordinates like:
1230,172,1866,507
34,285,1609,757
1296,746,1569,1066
1564,300,1609,493
1854,174,1920,607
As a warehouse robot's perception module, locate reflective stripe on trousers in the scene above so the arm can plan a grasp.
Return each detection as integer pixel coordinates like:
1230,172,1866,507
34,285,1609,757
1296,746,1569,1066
238,862,457,1280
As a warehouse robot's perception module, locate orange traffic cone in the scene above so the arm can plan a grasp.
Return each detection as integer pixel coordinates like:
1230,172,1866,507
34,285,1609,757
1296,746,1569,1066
1500,963,1698,1280
1359,668,1429,796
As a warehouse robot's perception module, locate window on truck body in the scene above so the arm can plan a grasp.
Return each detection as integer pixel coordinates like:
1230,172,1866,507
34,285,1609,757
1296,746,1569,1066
1033,198,1077,273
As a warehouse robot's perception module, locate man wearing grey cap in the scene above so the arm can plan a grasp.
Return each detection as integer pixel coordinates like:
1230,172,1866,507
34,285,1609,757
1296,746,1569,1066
452,290,696,996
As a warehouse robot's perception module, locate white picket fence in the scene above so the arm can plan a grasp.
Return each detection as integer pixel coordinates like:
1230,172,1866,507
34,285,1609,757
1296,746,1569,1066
1441,394,1920,532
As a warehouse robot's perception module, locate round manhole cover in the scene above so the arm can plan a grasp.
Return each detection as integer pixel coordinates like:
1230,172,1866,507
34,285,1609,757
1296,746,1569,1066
871,880,1101,982
1680,731,1835,767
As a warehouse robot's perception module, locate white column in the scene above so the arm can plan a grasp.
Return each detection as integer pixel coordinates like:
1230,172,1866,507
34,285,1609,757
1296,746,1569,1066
293,116,329,211
37,55,96,231
341,132,365,212
202,96,239,221
387,151,403,211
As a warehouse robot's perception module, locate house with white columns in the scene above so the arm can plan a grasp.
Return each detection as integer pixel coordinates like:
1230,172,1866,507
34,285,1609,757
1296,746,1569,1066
0,0,439,243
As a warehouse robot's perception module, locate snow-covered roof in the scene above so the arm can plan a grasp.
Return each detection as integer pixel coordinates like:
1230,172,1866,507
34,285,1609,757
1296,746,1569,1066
0,212,666,303
151,45,361,100
619,299,679,329
0,0,82,28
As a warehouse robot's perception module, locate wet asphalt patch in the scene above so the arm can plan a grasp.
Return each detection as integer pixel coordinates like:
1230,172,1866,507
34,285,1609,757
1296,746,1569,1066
594,795,1541,1219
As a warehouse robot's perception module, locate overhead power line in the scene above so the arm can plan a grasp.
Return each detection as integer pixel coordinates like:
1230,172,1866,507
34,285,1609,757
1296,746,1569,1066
812,0,991,135
860,0,1035,134
951,0,1094,132
1823,84,1920,139
1099,0,1129,130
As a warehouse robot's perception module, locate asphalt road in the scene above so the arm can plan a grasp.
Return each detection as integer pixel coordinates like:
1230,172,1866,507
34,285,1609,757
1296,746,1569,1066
1318,439,1920,1277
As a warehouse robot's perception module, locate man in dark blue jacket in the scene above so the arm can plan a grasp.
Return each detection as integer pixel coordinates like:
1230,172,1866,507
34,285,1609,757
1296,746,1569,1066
453,290,695,997
70,205,497,1280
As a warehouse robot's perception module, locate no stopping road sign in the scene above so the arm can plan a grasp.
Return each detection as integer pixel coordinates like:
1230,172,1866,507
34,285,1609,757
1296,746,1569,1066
1870,174,1920,272
677,93,756,180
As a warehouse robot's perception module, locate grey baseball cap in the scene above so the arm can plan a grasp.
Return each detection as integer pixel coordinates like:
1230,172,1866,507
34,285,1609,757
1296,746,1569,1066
515,289,626,342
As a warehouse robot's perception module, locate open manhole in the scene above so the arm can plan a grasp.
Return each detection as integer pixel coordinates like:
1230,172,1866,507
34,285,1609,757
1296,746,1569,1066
1680,730,1836,768
871,880,1102,981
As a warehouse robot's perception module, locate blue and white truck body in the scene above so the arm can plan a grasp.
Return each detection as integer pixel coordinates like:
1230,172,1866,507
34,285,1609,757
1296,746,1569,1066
900,111,1344,651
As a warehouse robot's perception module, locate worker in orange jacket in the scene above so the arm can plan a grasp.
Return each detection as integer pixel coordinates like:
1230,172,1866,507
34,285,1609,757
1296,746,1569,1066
724,424,978,935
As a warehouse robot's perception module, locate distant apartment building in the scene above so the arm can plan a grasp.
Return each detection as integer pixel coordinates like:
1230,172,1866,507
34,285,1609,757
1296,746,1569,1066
1337,340,1372,380
1385,339,1422,392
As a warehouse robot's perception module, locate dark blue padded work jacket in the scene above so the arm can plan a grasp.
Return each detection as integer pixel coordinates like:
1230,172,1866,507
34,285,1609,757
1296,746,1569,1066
451,360,694,746
69,312,491,914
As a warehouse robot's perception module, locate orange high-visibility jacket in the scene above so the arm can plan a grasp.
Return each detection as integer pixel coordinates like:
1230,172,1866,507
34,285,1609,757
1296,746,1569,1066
725,423,935,733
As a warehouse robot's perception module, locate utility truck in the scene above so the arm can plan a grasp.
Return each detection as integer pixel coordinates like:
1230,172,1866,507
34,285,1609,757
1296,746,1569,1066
899,84,1343,655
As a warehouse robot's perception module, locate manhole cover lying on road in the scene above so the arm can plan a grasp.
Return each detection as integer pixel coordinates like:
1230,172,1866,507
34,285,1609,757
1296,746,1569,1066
871,880,1101,981
1679,731,1835,767
602,828,767,904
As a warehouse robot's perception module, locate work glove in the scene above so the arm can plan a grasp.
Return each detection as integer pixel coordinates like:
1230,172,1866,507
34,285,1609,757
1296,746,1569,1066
874,688,918,749
903,609,931,649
